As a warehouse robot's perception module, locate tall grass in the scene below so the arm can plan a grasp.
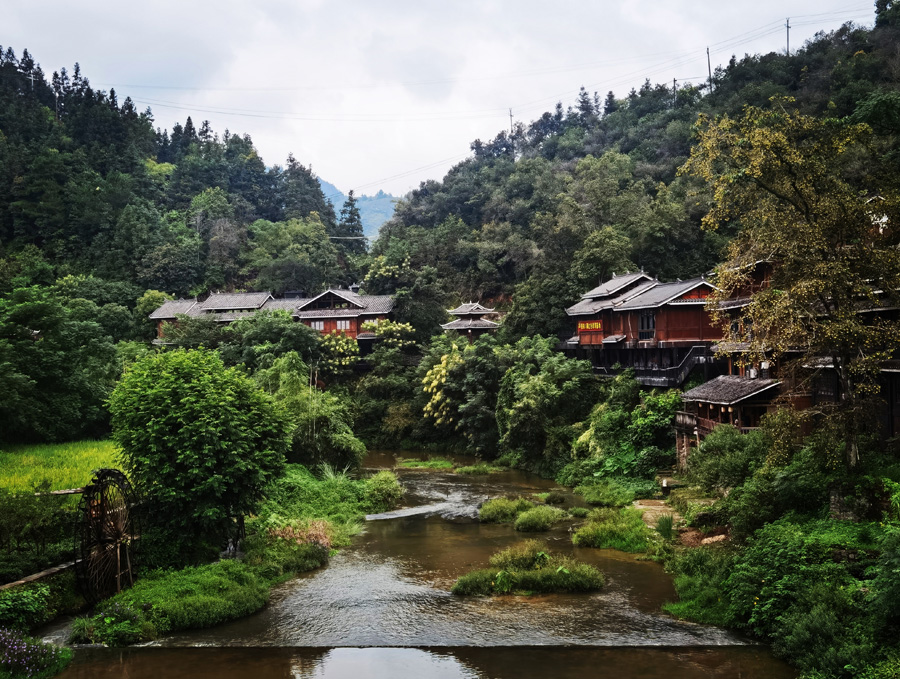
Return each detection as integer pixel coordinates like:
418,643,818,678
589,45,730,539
0,440,118,492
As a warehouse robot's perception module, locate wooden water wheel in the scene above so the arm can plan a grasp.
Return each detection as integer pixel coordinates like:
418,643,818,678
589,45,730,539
74,469,139,603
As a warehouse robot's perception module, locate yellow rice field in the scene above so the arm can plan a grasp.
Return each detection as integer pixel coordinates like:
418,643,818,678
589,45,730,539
0,440,119,492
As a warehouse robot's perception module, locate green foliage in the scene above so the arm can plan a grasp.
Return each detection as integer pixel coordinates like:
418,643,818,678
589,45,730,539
0,585,52,631
396,457,454,469
318,331,360,380
655,514,675,540
220,311,320,371
568,506,589,518
688,426,769,493
575,479,636,507
364,470,404,511
73,561,269,644
451,542,604,596
563,372,678,482
513,505,567,532
479,497,533,523
663,546,735,626
255,353,366,469
572,507,653,552
495,336,597,473
455,463,503,475
0,286,118,442
109,349,289,551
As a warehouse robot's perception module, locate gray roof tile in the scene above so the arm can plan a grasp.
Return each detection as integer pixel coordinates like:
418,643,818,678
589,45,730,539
197,292,272,311
566,279,658,316
580,272,654,300
448,302,495,316
441,318,500,330
615,278,712,310
682,375,781,405
149,299,199,319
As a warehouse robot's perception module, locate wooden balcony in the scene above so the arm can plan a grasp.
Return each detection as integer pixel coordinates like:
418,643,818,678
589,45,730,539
675,411,696,430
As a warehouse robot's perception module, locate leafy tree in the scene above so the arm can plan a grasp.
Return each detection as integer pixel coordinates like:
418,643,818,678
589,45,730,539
683,100,900,467
0,286,117,442
255,352,365,469
219,310,320,371
243,216,341,295
495,336,596,472
109,349,289,550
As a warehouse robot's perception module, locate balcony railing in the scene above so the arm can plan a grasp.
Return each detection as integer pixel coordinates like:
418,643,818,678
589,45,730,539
675,411,696,430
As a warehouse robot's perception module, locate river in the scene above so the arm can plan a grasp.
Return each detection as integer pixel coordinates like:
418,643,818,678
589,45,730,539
57,452,796,678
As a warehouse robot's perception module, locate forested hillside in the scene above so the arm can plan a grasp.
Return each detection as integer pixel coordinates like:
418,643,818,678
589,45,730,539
0,49,365,299
375,5,900,337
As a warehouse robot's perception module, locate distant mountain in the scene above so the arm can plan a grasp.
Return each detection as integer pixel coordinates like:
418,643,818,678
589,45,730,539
318,179,397,240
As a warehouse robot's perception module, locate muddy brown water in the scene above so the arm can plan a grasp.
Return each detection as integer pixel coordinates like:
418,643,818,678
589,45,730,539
57,452,796,678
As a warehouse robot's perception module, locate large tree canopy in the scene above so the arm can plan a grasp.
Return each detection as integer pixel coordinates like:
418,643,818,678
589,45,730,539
683,100,900,466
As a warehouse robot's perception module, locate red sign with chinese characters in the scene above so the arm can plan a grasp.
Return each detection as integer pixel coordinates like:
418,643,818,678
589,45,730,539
577,320,603,332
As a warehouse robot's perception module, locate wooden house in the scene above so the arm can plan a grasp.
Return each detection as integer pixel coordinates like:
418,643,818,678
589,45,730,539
565,274,725,387
149,288,394,348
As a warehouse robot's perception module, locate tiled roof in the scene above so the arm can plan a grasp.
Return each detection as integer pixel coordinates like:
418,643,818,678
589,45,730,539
262,299,300,312
682,375,781,405
293,294,394,319
441,318,500,330
149,299,199,319
448,302,495,316
566,280,658,316
197,292,272,311
615,278,712,310
580,272,654,300
296,289,364,310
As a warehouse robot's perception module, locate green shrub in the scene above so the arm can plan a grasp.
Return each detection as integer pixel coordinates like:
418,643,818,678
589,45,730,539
479,497,533,523
655,514,675,540
574,479,635,507
725,519,858,639
455,463,502,475
451,542,604,596
364,471,404,513
82,560,270,642
109,349,289,551
568,506,589,518
688,426,767,493
514,505,567,532
488,540,551,570
397,457,454,469
544,491,566,505
572,507,652,552
663,546,735,626
772,581,874,677
0,584,53,631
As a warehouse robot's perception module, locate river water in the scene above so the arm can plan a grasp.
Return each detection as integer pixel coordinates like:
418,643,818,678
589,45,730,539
57,452,796,678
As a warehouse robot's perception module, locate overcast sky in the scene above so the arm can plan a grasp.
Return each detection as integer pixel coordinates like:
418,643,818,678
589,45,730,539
3,1,876,199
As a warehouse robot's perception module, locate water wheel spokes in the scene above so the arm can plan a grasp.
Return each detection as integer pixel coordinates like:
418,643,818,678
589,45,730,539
75,469,139,603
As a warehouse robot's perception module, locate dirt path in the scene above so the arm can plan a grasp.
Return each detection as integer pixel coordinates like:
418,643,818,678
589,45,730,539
632,499,680,527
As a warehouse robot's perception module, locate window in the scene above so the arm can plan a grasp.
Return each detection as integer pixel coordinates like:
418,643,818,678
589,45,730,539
337,320,351,331
638,311,656,340
311,321,324,331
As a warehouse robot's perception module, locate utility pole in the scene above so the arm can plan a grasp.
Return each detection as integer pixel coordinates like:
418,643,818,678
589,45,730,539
785,18,791,56
509,108,514,134
25,72,36,90
706,47,713,93
673,78,677,108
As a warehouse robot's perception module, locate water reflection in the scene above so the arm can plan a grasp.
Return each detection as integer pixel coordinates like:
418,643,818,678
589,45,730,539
60,646,796,679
